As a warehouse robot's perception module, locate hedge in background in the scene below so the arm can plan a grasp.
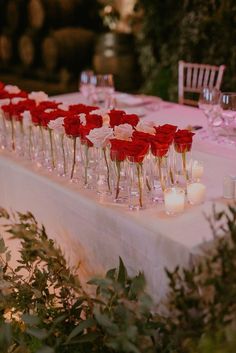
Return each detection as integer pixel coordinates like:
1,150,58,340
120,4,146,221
137,0,236,101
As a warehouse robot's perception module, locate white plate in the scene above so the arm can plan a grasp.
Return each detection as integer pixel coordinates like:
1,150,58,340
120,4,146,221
115,93,161,108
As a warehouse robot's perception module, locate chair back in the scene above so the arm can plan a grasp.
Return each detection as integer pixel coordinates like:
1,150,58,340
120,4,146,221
178,60,226,106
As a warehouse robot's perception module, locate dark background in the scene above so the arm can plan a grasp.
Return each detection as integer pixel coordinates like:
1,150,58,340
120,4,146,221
0,0,235,100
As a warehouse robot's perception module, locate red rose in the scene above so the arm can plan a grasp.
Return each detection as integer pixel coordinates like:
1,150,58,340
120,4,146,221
41,109,72,128
85,114,103,128
79,124,96,147
174,129,195,153
156,124,177,135
64,116,81,137
0,90,28,100
1,104,14,120
125,140,149,163
151,140,169,157
132,130,156,144
0,82,5,90
69,104,98,114
12,99,36,121
155,132,173,145
37,101,60,110
121,113,139,127
108,110,125,128
110,139,128,162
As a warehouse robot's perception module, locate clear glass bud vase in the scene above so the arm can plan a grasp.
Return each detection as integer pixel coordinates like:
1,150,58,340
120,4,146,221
174,143,192,188
67,136,82,183
5,116,15,152
25,125,37,161
0,110,7,149
80,142,97,188
96,147,112,196
32,125,46,166
44,129,57,171
127,157,145,210
110,151,128,204
54,132,70,177
14,120,25,156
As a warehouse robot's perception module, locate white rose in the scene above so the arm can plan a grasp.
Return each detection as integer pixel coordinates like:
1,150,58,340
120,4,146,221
11,97,25,105
86,126,114,148
0,98,10,108
114,123,133,141
79,113,86,126
58,103,70,111
48,117,65,134
4,85,21,94
28,91,48,105
135,121,156,135
22,111,32,127
90,108,108,116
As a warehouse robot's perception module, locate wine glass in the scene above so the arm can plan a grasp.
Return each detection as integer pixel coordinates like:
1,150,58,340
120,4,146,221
78,70,94,103
91,74,115,109
198,87,221,139
219,92,236,145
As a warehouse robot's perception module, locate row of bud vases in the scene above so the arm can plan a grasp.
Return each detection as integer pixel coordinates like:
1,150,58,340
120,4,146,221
0,85,205,213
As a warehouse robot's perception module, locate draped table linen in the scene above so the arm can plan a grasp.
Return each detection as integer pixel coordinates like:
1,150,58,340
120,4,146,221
0,93,235,302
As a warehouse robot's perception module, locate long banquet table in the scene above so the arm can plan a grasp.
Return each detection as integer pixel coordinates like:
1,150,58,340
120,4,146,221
0,93,235,302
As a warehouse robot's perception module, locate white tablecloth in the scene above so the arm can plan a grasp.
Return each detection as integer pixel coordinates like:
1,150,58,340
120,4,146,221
0,93,235,302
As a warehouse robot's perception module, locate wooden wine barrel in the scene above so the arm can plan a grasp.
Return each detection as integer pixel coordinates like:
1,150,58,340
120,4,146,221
18,29,45,68
93,32,141,92
41,27,95,73
28,0,82,30
6,0,27,32
0,29,18,64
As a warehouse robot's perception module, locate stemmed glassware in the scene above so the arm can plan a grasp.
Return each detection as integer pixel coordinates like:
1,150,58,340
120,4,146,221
91,74,115,109
219,92,236,145
198,87,221,139
79,70,94,103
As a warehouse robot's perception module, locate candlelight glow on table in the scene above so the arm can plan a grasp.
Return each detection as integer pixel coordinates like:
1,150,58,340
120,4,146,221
187,182,206,205
191,160,204,181
164,187,185,215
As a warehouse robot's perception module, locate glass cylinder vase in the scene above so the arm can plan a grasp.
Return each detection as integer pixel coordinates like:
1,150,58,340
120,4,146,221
96,147,112,196
127,157,145,210
173,142,192,188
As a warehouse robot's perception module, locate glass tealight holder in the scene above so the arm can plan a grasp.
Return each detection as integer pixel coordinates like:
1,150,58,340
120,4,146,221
164,187,185,216
187,182,206,205
190,160,204,182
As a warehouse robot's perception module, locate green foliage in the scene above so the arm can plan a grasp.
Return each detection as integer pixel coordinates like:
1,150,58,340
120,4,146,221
0,205,236,352
137,0,236,101
0,208,156,353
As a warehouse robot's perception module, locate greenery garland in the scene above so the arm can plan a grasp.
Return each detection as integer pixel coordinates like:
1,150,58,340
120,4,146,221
137,0,236,101
0,204,236,353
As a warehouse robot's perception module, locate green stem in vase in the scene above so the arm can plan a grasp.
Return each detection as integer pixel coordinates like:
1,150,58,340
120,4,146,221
49,129,55,169
146,177,151,191
137,163,143,208
115,160,121,200
61,134,66,175
70,137,77,179
29,126,33,158
182,151,189,181
169,166,174,184
158,157,165,191
40,125,45,155
10,119,15,150
84,144,89,185
103,147,111,192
